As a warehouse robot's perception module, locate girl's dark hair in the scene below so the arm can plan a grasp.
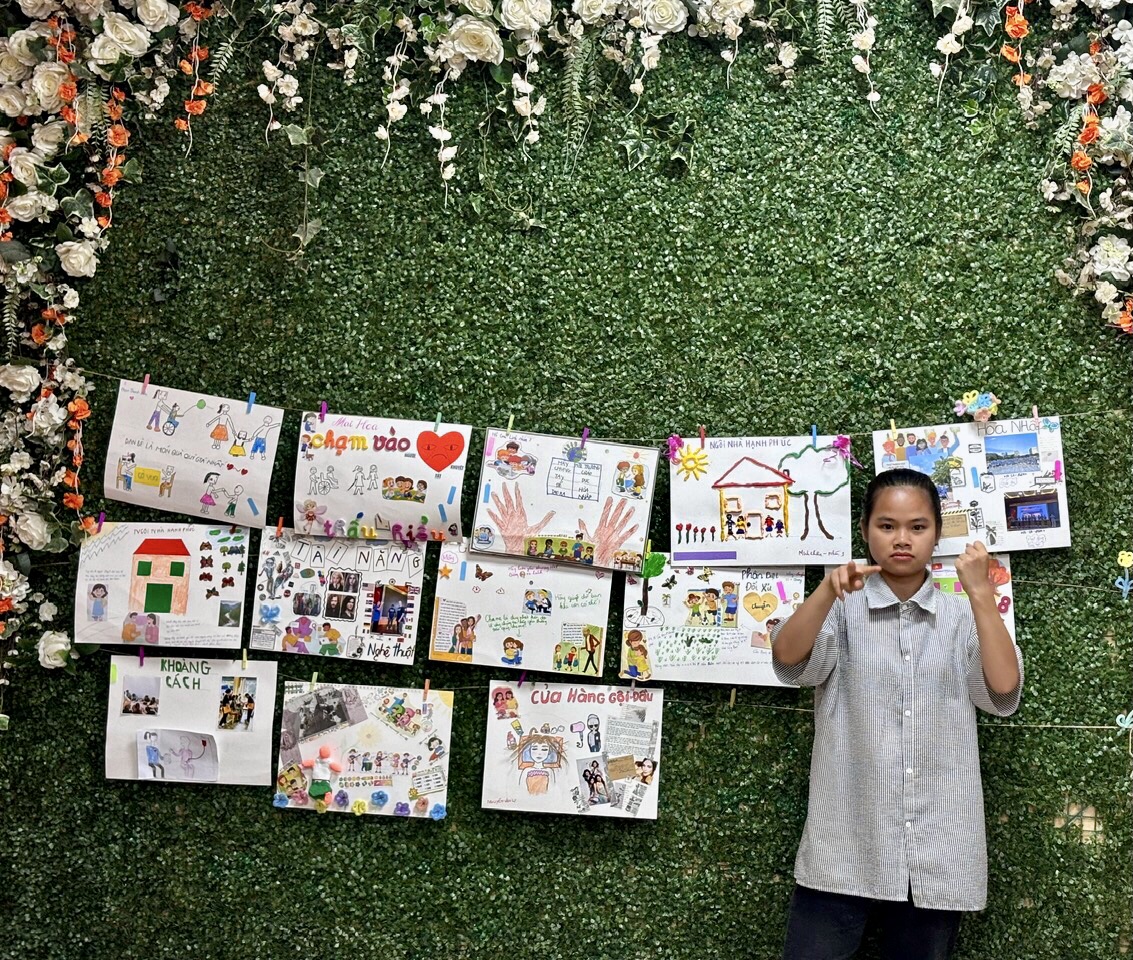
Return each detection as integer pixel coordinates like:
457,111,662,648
861,468,943,534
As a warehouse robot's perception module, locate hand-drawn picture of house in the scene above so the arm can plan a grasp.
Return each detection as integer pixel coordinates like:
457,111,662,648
129,538,192,614
712,459,793,541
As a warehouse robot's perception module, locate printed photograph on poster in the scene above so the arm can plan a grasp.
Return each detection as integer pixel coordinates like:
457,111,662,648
249,528,425,665
294,412,472,542
668,435,853,566
275,682,454,819
481,679,663,819
428,543,613,676
103,379,283,527
871,417,1070,554
75,522,250,649
470,429,660,572
106,655,278,786
619,555,804,686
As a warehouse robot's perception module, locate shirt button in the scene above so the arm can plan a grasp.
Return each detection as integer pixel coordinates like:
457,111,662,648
906,768,913,774
904,710,911,717
905,821,912,829
904,655,911,661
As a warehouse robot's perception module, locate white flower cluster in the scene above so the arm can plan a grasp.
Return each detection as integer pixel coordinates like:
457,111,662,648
259,1,322,121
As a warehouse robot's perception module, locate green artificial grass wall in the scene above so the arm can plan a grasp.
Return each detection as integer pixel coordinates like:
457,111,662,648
2,3,1131,958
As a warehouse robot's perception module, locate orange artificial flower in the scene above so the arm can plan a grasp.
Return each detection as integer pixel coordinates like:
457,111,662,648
192,79,214,97
1071,150,1093,171
0,231,11,243
0,623,7,637
95,191,113,208
1076,179,1091,193
178,59,193,74
0,210,10,227
68,131,89,146
67,397,90,420
59,77,78,103
107,124,130,147
1079,125,1100,145
174,118,190,132
0,598,12,615
61,105,77,124
106,102,123,121
1090,40,1103,55
184,99,207,116
1,143,13,162
0,181,7,200
1000,44,1020,63
1005,7,1029,39
63,492,84,510
63,469,79,488
1087,83,1108,105
111,87,126,102
184,2,215,20
95,215,110,228
57,47,75,65
190,46,209,62
101,167,123,187
79,516,98,534
1011,71,1032,86
30,324,49,345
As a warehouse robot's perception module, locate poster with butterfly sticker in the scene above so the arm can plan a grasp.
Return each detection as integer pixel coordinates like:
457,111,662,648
470,428,659,572
104,379,284,527
619,554,805,686
249,528,426,664
294,412,472,542
429,542,613,676
871,416,1070,554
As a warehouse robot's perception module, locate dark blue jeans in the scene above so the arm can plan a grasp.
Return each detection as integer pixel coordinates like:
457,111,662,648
782,884,961,960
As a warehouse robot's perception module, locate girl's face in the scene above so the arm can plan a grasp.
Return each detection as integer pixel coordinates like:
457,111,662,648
641,759,655,775
528,742,551,764
862,486,939,576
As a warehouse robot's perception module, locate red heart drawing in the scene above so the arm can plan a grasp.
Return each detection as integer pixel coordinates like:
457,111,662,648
417,430,465,472
226,464,234,470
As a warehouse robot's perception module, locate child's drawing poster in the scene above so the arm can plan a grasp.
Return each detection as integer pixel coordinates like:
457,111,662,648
428,543,613,676
294,412,472,542
619,555,805,686
470,429,659,572
250,528,425,665
871,417,1070,553
75,522,249,649
668,435,853,566
106,654,278,786
931,554,1016,640
482,679,663,819
275,681,453,819
104,379,283,527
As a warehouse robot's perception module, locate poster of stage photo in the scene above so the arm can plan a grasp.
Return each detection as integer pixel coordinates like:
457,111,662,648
75,522,249,649
668,435,853,566
481,679,663,819
428,543,613,676
104,379,283,527
619,556,805,686
470,429,659,572
294,412,472,542
275,681,453,819
106,655,278,786
250,528,425,665
871,416,1070,554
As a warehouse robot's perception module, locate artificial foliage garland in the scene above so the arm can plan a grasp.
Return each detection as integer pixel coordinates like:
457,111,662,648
0,0,1132,724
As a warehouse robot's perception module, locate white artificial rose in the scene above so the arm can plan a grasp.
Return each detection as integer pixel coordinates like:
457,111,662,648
39,600,57,621
55,240,99,278
19,0,61,17
446,16,505,64
0,84,29,118
30,61,71,114
4,191,48,222
70,0,110,18
277,74,300,97
641,44,661,70
709,0,753,23
31,119,68,154
135,0,179,32
952,14,973,34
13,512,51,550
29,394,68,437
573,0,618,23
1094,280,1119,303
778,42,799,68
387,100,407,121
499,0,553,33
7,28,46,68
37,629,71,668
262,60,284,82
100,13,153,58
6,148,45,187
0,43,33,85
0,364,42,402
464,0,494,15
936,33,962,56
256,84,275,105
852,27,875,51
88,33,125,67
641,0,687,34
1091,234,1133,281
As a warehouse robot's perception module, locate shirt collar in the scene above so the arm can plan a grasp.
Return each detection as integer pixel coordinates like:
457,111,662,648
864,571,937,613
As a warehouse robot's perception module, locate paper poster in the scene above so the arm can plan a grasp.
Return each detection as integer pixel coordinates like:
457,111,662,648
619,555,805,686
872,416,1070,553
428,542,613,676
668,435,853,566
249,528,425,665
75,522,250,648
104,379,283,527
106,655,278,785
275,681,453,819
470,429,660,572
481,679,663,819
294,411,472,541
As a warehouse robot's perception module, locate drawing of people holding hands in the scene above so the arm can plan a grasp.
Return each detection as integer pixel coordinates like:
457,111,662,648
206,404,234,450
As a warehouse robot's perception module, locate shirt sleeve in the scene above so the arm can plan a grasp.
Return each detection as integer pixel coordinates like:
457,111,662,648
771,601,843,688
965,622,1024,717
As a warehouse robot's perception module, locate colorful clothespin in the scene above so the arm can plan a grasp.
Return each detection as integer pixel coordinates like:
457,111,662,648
141,374,150,395
246,392,256,415
422,678,430,703
889,419,897,441
698,425,706,449
506,414,515,435
517,671,527,688
580,427,589,449
434,412,441,432
97,511,105,533
319,401,327,422
1032,404,1039,428
310,672,318,692
241,647,248,672
138,647,144,667
729,687,737,710
811,424,818,447
246,498,259,517
276,517,284,538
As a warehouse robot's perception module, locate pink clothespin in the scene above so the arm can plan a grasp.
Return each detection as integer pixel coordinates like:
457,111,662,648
698,425,706,449
580,427,589,449
319,401,327,422
423,679,430,703
141,374,150,395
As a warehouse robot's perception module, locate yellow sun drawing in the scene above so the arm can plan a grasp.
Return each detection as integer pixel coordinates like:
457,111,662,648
676,445,710,481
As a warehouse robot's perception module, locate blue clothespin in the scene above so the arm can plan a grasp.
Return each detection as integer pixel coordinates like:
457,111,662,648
811,424,818,447
246,391,256,415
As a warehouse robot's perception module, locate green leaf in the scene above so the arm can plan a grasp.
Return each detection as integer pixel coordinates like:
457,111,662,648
619,135,653,171
292,218,323,246
0,241,32,264
300,166,325,188
61,192,95,222
283,124,312,146
121,158,143,183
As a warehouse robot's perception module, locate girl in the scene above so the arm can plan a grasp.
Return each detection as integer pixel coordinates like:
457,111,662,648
206,404,232,449
771,468,1022,960
144,614,159,645
89,583,108,621
200,472,220,513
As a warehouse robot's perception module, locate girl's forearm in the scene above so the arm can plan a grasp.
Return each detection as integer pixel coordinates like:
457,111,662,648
772,580,837,667
968,589,1019,694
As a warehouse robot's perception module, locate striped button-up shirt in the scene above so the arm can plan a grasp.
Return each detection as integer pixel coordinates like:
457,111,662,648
772,573,1023,911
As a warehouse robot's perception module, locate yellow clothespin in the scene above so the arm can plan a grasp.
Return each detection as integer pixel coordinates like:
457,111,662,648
506,414,515,435
241,648,248,672
310,672,318,692
729,687,736,709
889,419,897,440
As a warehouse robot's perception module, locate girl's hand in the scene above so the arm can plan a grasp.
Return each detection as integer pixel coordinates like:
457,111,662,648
825,560,881,600
955,541,992,599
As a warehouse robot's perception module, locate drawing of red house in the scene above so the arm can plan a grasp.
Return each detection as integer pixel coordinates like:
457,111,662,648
712,459,794,540
129,539,191,614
